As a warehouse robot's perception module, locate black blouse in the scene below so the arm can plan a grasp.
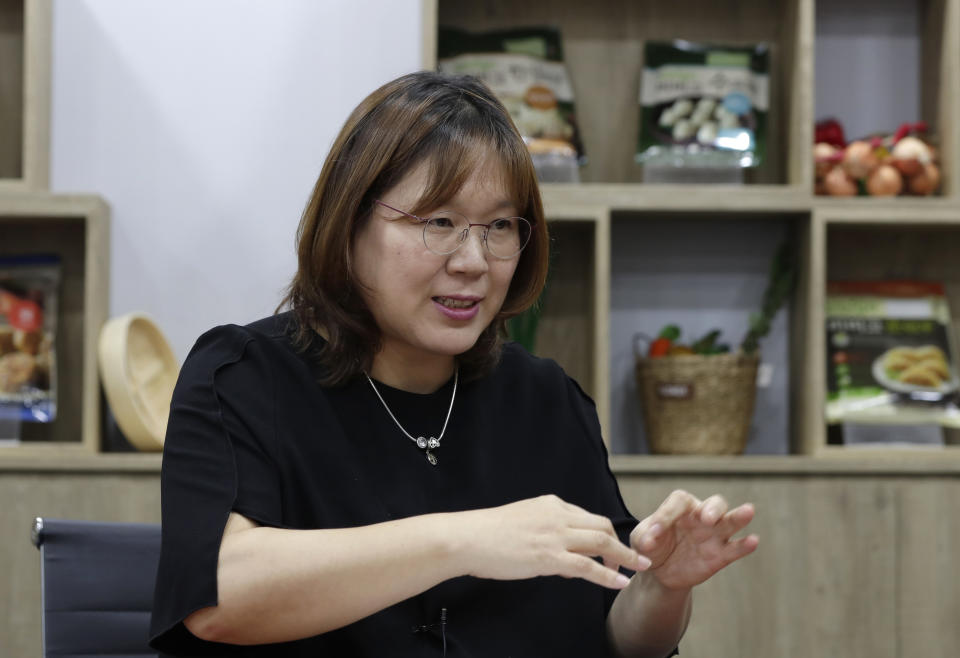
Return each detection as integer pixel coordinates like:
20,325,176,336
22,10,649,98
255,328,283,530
149,313,672,657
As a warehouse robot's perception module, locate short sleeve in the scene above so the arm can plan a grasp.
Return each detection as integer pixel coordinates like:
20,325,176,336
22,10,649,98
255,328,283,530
149,326,282,655
564,375,637,548
565,376,680,658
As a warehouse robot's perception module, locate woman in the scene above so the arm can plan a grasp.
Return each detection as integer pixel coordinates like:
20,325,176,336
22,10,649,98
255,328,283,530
149,71,758,657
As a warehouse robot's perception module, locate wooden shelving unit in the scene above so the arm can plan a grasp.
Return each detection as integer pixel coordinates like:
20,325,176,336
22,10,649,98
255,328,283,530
0,0,51,191
1,1,110,455
426,0,960,456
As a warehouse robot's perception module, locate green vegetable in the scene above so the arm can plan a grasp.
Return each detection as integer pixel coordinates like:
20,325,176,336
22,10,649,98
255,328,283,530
692,329,722,354
658,324,681,341
741,241,796,355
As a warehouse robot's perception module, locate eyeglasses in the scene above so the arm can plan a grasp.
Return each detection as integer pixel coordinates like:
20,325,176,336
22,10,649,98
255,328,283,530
374,200,532,260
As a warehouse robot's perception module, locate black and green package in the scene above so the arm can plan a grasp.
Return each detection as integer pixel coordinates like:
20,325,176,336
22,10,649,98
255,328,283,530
636,40,769,168
825,281,960,431
438,27,584,180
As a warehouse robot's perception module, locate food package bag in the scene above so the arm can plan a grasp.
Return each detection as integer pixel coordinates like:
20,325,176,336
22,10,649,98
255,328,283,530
438,26,583,182
636,40,769,170
0,255,60,423
825,281,960,441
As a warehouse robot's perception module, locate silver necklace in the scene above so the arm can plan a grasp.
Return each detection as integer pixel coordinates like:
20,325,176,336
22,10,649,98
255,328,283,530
364,367,458,466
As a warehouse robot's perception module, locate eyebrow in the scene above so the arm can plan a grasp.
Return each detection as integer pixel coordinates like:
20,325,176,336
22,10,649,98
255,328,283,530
446,198,519,216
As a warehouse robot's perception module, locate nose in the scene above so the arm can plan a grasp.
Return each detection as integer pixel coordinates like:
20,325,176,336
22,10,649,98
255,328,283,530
447,226,489,273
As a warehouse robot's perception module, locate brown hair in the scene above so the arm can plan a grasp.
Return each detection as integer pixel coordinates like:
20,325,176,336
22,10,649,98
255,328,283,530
279,71,549,386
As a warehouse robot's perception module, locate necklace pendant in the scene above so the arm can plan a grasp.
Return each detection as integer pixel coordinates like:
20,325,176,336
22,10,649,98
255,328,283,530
426,450,438,466
416,437,428,449
427,437,440,449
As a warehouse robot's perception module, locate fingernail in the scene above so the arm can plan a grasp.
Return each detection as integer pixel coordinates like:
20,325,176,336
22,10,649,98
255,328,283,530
615,573,631,588
637,554,652,570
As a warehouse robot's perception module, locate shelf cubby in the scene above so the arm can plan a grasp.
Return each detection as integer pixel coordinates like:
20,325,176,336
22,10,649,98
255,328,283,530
814,0,960,199
802,206,960,455
0,194,109,455
0,0,51,191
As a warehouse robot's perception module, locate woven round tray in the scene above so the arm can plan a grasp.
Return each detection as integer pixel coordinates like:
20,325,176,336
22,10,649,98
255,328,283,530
98,313,178,451
635,352,759,455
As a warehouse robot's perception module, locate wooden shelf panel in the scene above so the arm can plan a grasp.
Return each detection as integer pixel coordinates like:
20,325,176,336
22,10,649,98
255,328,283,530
611,451,960,474
534,208,611,434
542,183,812,212
0,0,51,191
3,450,960,476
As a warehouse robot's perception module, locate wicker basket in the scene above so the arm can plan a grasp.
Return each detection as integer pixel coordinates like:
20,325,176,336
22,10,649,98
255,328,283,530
635,351,760,455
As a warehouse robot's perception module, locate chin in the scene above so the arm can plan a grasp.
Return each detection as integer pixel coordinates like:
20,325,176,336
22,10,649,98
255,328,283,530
426,332,484,357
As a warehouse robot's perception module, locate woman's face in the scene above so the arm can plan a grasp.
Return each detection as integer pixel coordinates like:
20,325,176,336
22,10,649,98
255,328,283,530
352,155,521,370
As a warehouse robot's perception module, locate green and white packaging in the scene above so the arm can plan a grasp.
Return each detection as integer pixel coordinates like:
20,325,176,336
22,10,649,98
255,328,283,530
637,40,769,169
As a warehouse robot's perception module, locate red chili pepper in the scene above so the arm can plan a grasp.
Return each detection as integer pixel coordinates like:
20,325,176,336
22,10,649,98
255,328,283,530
648,337,672,358
892,122,911,143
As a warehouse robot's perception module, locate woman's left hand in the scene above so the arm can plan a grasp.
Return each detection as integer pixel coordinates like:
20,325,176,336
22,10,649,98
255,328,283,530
630,489,758,591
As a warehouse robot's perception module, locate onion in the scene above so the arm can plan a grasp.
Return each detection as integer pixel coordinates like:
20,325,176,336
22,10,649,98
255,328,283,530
891,136,932,177
814,142,840,178
842,141,879,179
908,163,941,196
824,166,857,196
866,164,903,196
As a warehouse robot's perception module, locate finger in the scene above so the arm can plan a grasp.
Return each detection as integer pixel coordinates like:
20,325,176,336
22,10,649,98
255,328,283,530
720,533,760,565
632,490,701,548
653,489,702,528
566,529,651,572
696,494,730,526
564,506,621,538
558,552,634,590
714,503,756,541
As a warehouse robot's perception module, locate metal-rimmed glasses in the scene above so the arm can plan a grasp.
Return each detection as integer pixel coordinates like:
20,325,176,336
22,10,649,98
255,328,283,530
374,200,532,260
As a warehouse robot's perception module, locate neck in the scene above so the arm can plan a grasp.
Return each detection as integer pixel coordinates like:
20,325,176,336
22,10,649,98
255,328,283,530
369,350,457,394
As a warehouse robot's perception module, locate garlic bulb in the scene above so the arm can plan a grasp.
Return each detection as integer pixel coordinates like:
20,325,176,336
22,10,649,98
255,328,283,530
891,136,932,177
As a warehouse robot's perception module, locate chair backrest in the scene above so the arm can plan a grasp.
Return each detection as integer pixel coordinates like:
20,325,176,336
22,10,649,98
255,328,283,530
32,517,161,658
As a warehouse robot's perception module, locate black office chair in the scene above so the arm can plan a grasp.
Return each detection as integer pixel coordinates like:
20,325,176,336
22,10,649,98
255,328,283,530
32,517,161,658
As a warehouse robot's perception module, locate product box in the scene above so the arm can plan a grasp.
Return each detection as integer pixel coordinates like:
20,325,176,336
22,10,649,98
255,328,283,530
825,281,960,444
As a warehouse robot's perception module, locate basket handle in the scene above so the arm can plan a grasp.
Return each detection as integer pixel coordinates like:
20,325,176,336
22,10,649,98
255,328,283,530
633,332,653,360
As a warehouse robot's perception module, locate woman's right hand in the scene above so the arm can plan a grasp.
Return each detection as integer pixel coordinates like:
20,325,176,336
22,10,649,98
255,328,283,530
454,494,651,589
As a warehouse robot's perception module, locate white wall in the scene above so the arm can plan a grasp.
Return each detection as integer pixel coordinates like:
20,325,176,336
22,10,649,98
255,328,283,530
815,0,921,140
50,0,423,361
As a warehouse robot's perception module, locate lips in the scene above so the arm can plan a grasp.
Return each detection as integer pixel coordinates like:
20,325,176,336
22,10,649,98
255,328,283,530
433,296,481,309
432,295,482,321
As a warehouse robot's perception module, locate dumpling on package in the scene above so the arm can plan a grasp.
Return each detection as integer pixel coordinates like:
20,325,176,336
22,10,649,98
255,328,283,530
898,363,943,388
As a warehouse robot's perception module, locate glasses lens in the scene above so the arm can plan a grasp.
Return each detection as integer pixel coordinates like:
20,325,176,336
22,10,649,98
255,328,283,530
423,212,469,255
487,217,530,259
